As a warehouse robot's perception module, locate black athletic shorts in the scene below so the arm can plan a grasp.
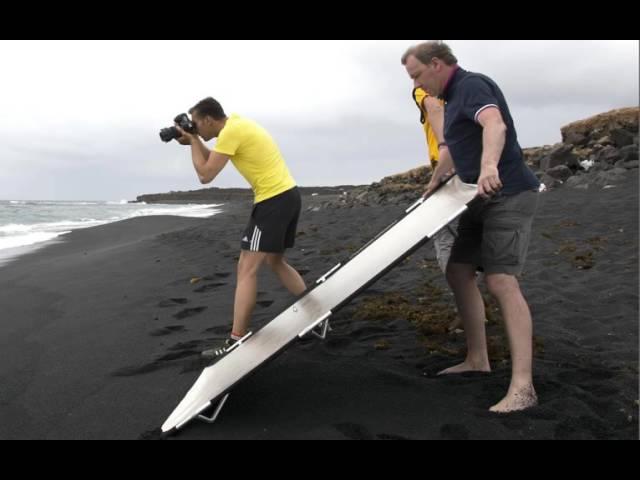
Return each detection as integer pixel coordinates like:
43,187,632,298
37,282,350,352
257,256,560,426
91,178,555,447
241,187,301,253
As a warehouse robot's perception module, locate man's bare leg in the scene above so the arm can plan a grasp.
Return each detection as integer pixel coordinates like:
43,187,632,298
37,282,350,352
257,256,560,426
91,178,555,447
486,273,537,413
434,228,463,331
266,254,307,296
439,262,491,375
231,250,268,337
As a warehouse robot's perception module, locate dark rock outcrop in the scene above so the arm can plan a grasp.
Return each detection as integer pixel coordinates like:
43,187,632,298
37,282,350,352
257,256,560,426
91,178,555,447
329,107,638,208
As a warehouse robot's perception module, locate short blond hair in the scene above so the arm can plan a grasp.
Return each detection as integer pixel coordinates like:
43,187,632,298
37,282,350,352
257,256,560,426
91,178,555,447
401,41,458,66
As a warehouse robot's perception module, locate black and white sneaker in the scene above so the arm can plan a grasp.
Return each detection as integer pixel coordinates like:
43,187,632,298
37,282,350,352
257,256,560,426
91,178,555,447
201,338,237,360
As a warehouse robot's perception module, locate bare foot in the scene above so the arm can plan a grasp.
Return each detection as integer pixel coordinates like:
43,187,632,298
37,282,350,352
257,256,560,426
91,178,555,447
447,316,463,331
437,360,491,375
489,384,538,413
447,317,489,332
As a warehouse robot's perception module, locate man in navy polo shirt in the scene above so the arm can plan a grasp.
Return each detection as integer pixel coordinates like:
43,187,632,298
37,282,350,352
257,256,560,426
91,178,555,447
402,41,540,413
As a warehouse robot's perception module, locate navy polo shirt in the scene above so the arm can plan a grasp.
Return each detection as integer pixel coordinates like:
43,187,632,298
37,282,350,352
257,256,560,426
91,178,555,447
442,67,539,195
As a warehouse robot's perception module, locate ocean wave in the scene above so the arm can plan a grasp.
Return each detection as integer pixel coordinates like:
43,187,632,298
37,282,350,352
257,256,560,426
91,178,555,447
0,202,222,253
0,231,69,250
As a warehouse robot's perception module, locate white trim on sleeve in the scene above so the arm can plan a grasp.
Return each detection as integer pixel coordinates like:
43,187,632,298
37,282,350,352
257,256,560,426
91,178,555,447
474,104,499,123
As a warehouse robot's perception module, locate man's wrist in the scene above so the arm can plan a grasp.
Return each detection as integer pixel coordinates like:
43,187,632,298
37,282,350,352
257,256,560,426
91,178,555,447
481,161,498,170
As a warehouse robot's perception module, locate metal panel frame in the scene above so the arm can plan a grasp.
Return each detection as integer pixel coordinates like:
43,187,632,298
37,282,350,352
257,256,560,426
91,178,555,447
162,176,478,433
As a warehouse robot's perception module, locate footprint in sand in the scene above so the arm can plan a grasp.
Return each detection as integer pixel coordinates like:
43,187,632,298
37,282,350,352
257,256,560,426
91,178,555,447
173,306,207,319
156,349,200,362
201,273,232,281
149,325,187,336
202,325,231,335
158,298,188,308
155,340,208,362
168,339,206,350
110,340,207,377
193,282,227,293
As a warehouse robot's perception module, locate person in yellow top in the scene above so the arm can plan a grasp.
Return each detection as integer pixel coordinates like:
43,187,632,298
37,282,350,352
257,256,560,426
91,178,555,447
412,87,443,171
412,87,464,332
412,87,457,275
175,97,307,358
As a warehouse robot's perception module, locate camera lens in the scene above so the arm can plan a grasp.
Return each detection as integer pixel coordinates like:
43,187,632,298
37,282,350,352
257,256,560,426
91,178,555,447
159,126,180,142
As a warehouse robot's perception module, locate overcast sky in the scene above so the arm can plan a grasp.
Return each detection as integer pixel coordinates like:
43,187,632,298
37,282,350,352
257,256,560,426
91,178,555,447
1,40,637,201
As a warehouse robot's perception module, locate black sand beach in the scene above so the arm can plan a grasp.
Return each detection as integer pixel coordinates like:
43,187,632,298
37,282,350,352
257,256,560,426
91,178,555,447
0,175,637,440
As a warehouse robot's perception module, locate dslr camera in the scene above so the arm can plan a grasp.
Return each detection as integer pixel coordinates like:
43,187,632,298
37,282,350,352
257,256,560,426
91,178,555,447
159,113,197,142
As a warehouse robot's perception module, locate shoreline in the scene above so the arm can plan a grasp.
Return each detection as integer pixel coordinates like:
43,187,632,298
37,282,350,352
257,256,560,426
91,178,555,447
0,203,225,267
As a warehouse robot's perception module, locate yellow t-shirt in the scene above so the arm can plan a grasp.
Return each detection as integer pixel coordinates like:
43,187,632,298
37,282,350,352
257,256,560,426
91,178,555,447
214,114,296,204
412,87,442,170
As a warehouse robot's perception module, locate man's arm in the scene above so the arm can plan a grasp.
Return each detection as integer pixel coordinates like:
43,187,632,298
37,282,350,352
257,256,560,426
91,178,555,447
189,136,230,184
424,146,456,197
423,96,445,144
188,135,211,182
476,107,506,198
177,129,231,185
199,150,230,184
422,97,455,196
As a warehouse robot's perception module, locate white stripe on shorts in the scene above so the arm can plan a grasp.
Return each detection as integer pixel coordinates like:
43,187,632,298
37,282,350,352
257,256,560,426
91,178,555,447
249,226,257,251
251,226,262,251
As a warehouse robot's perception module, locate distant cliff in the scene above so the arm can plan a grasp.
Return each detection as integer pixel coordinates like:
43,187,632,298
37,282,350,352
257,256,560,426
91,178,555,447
134,186,362,204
